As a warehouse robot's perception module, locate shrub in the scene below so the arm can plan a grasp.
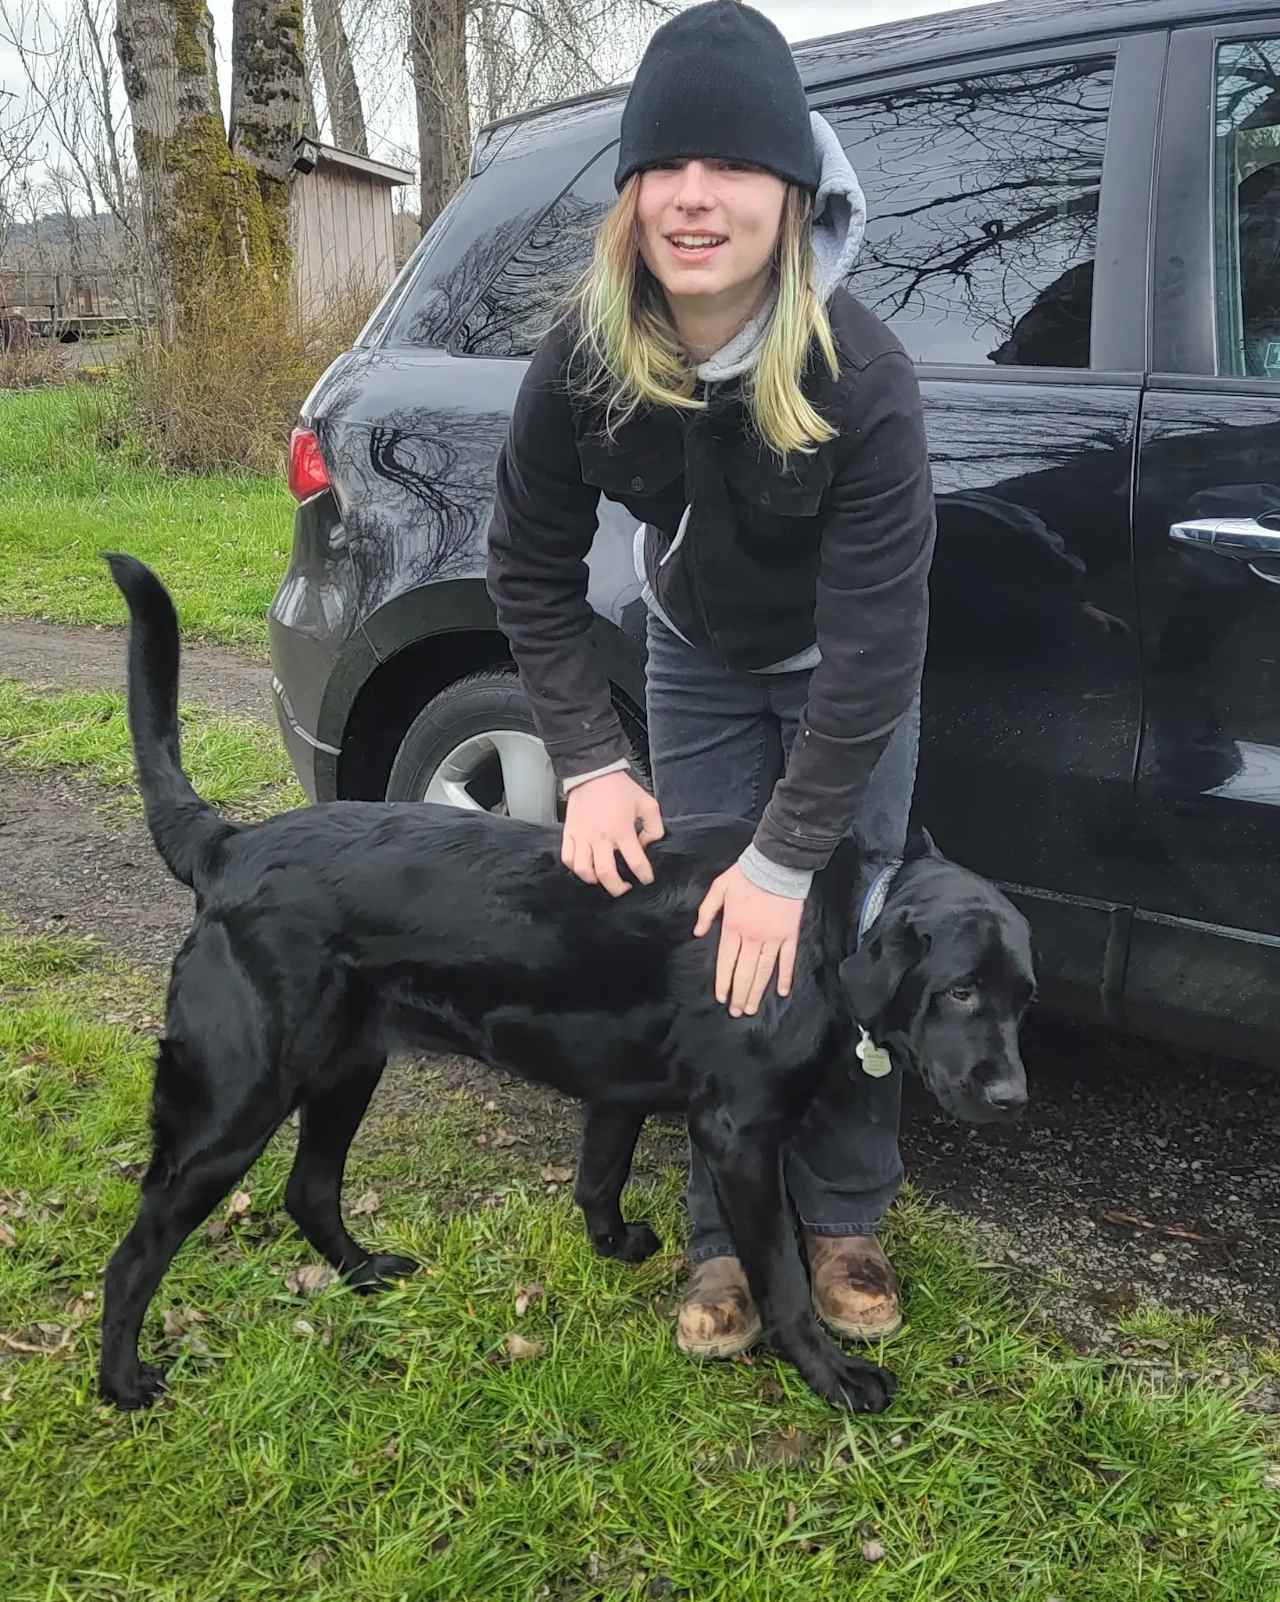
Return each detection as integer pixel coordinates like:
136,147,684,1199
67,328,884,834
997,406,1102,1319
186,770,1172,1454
111,269,381,475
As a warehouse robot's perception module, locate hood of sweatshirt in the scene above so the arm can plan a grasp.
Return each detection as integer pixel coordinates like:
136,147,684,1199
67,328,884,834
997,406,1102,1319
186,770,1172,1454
695,111,867,385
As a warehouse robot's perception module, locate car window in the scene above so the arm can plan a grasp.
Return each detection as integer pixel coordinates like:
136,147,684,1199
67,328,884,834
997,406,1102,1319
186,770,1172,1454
1214,38,1280,379
825,59,1114,368
448,151,618,358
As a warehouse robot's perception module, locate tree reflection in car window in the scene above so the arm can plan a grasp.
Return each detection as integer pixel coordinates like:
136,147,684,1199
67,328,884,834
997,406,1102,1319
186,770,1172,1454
1214,38,1280,380
826,61,1113,368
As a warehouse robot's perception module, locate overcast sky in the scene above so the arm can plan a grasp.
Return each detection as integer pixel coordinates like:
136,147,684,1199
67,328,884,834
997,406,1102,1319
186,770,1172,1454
3,0,992,201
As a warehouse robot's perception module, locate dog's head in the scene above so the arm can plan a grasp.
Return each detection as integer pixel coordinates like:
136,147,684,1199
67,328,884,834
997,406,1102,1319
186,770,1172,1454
840,832,1035,1124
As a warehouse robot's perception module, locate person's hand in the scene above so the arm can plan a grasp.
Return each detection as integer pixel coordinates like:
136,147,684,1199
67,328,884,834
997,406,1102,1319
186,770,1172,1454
694,863,803,1016
562,770,664,896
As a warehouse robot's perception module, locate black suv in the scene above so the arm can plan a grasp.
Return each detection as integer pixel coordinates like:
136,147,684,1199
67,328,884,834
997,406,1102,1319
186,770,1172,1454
270,0,1280,1063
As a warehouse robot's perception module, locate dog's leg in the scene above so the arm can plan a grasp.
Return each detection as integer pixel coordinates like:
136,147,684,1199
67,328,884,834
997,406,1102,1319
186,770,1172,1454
99,1122,282,1411
688,1109,896,1415
574,1105,660,1263
284,1057,418,1292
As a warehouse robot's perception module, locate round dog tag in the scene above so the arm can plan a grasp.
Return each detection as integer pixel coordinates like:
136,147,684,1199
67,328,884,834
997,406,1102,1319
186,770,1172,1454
856,1029,893,1078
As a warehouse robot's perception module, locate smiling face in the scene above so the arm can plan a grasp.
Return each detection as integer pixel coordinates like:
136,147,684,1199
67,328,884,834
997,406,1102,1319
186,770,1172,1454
634,157,787,310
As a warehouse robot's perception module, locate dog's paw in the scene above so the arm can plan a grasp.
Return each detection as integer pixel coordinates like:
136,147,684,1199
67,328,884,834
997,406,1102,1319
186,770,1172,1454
100,1361,167,1412
820,1356,897,1414
347,1252,419,1294
592,1222,661,1263
616,1222,661,1263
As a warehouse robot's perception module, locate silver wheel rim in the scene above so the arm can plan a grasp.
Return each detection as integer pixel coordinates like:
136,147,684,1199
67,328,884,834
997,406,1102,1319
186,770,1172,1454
422,728,558,822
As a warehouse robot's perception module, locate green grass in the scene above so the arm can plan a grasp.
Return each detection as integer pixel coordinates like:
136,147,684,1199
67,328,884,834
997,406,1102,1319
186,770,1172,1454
0,931,1276,1602
0,387,288,651
0,680,305,815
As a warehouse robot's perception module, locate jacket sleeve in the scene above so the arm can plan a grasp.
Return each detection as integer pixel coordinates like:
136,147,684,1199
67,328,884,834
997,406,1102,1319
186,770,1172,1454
485,318,633,783
752,350,936,875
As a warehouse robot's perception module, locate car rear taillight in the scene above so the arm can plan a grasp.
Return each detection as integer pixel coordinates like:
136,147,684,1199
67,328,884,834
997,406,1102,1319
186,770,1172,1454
287,427,330,501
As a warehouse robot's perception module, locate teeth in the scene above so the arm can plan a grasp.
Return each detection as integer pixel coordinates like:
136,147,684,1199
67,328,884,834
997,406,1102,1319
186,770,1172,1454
671,236,724,247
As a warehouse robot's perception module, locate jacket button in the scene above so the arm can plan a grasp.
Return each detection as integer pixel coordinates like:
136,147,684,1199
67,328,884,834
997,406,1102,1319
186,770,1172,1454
760,490,771,506
631,475,645,491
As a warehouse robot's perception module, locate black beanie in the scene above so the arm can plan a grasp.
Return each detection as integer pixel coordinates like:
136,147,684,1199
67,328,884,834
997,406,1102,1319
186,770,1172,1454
614,1,818,194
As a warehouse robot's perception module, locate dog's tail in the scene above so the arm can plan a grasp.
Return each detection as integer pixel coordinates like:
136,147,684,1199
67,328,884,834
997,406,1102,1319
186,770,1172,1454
103,554,236,891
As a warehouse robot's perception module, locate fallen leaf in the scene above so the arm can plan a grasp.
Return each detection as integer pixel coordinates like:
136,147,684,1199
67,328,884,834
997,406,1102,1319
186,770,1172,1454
0,1223,15,1249
484,1099,498,1112
285,1265,336,1296
205,1218,229,1242
784,1501,798,1526
540,1165,573,1185
1264,1463,1280,1492
292,1319,316,1337
504,1332,545,1360
0,1324,72,1356
302,1548,331,1575
348,1189,381,1217
162,1307,202,1338
515,1283,545,1318
861,1539,885,1563
492,1131,520,1149
227,1190,253,1219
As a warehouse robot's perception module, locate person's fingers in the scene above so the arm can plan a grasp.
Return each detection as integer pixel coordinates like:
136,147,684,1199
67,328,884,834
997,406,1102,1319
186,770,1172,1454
637,795,665,846
572,837,598,885
778,938,798,999
617,828,654,887
592,838,630,898
715,927,742,1006
729,939,763,1016
561,830,575,871
743,941,781,1016
694,876,727,938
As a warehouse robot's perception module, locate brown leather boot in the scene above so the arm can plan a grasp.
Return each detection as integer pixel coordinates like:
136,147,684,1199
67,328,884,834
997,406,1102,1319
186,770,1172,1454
675,1255,762,1359
805,1233,903,1342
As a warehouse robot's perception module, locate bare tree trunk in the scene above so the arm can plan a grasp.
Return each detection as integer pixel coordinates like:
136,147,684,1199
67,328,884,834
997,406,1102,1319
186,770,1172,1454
409,0,468,234
114,0,225,337
230,0,306,273
313,0,367,154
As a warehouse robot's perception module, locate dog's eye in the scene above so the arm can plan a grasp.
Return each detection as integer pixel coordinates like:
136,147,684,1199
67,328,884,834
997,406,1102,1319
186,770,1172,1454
946,986,975,1004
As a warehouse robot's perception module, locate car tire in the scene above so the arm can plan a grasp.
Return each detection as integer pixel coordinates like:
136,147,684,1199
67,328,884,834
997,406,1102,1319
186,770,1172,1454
385,670,561,822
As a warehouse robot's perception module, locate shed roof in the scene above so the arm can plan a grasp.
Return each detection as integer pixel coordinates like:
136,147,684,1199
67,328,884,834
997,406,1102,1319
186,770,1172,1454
292,137,414,186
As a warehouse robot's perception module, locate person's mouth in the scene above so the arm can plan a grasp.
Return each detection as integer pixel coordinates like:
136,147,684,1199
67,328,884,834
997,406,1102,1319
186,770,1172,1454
666,232,727,263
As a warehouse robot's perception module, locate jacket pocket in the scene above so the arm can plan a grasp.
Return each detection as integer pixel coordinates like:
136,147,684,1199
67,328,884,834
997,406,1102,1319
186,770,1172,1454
724,446,834,518
577,435,683,501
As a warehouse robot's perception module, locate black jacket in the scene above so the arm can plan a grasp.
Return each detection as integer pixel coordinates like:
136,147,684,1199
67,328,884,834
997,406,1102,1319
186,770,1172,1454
486,287,936,875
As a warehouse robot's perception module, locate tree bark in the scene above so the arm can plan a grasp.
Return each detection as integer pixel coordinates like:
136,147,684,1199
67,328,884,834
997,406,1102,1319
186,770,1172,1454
313,0,367,155
230,0,306,273
409,0,469,234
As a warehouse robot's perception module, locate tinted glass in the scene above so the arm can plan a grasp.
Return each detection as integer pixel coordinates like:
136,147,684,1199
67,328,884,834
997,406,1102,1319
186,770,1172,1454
1214,38,1280,379
449,153,618,357
827,60,1114,367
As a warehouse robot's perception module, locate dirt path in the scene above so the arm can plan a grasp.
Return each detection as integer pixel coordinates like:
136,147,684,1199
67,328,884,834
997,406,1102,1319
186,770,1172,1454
0,619,273,724
2,619,1279,1377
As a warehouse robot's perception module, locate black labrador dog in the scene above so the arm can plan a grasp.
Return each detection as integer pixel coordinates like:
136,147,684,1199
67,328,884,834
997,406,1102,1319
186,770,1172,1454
98,555,1035,1414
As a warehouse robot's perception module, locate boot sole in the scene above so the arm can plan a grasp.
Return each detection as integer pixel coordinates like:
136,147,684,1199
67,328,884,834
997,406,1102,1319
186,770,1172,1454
813,1295,904,1344
676,1314,763,1361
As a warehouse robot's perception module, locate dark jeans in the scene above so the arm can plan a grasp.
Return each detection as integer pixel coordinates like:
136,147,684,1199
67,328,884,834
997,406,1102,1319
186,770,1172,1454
644,610,920,1263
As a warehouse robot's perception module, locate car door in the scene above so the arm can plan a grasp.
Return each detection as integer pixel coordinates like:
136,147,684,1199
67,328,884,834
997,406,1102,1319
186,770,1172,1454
814,32,1163,1019
1129,19,1280,1058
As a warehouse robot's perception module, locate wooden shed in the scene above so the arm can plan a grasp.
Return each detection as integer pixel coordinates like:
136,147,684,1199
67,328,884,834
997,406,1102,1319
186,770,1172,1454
289,138,415,318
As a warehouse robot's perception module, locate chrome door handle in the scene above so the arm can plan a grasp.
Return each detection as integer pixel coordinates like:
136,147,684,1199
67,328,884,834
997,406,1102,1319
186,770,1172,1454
1169,515,1280,585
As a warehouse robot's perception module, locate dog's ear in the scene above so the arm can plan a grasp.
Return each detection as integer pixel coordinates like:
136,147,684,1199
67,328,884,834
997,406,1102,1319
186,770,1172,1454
839,906,927,1033
902,828,940,863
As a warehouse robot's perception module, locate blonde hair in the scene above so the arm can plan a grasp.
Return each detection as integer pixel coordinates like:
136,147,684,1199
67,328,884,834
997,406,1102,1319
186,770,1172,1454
564,175,840,462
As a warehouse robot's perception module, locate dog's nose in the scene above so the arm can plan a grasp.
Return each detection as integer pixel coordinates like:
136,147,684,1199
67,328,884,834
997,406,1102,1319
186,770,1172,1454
983,1080,1028,1116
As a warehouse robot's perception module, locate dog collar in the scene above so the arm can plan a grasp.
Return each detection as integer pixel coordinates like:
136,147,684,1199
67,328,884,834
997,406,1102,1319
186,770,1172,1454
856,860,902,949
